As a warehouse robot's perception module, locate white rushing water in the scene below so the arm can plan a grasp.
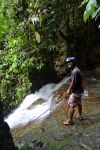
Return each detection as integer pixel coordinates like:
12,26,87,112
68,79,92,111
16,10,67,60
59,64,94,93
5,77,70,129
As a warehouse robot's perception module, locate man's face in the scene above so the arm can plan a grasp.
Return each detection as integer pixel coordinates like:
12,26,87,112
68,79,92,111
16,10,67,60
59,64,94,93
67,61,74,69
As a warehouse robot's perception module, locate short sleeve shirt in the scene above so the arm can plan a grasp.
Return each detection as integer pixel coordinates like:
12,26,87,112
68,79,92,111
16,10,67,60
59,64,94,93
71,66,83,94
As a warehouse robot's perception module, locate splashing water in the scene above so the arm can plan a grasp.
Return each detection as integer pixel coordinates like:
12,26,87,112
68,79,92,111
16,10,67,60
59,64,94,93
5,77,70,129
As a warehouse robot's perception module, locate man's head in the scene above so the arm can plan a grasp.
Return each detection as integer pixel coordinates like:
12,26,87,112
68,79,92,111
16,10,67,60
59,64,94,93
66,56,76,69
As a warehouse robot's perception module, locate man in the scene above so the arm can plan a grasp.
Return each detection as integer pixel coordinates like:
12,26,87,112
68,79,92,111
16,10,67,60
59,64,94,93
63,56,84,125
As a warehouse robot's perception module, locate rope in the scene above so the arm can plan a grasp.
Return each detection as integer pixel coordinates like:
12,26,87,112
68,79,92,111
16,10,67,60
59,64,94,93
13,96,100,140
28,98,100,123
14,97,100,128
30,101,61,122
81,98,100,104
13,100,62,139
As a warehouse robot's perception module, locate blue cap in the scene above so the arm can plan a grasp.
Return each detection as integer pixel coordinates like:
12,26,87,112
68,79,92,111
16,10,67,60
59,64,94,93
66,56,76,63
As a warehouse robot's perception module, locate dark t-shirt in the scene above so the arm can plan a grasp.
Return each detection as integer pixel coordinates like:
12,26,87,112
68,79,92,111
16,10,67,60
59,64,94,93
71,66,83,94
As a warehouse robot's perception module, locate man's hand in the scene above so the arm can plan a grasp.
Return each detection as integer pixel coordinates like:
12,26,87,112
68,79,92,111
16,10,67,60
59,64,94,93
53,91,63,99
63,92,69,99
66,89,71,94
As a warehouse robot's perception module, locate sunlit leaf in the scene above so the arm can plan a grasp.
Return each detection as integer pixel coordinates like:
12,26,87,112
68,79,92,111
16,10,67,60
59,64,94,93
34,31,41,43
82,0,99,23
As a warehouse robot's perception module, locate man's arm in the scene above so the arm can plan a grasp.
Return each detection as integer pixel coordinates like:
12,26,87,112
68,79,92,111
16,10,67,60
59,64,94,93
67,71,77,94
67,82,75,94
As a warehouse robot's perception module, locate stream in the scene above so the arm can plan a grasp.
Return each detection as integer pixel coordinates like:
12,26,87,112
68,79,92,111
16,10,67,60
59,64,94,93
5,77,70,129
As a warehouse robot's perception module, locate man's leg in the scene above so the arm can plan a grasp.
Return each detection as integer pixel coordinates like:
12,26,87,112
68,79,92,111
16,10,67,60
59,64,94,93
67,104,70,114
63,94,75,125
68,106,75,122
63,106,75,125
75,103,83,120
77,103,82,117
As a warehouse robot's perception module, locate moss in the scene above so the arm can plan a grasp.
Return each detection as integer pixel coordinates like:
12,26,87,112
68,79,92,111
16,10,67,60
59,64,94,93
54,136,72,150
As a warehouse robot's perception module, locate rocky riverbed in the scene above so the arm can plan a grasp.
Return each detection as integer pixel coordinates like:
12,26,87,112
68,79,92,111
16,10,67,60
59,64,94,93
12,100,100,150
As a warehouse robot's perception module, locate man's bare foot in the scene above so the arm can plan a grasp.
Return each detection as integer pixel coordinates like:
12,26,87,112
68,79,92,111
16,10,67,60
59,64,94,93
63,120,73,125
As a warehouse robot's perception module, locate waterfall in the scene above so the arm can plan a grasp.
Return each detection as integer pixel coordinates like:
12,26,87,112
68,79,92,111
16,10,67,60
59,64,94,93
5,77,70,129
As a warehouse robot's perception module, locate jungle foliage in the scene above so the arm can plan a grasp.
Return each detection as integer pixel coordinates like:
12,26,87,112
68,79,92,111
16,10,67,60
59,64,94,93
0,0,100,113
82,0,100,26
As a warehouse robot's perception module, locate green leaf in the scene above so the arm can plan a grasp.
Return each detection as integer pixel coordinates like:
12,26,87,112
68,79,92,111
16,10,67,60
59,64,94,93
34,31,41,43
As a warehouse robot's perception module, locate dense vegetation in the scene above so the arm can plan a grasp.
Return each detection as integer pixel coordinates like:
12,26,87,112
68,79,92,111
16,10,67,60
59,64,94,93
0,0,100,114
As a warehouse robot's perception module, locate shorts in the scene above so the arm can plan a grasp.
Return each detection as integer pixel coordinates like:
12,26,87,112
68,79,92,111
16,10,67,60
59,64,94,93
68,93,82,107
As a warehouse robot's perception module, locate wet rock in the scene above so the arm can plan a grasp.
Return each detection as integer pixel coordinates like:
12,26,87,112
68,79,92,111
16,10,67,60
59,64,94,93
27,98,45,110
18,140,43,150
52,84,69,106
32,140,43,149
